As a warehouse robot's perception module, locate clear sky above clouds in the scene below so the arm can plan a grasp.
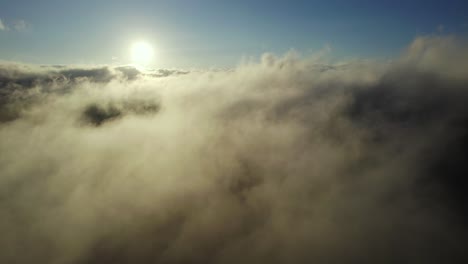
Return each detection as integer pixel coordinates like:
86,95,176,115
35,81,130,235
1,0,467,67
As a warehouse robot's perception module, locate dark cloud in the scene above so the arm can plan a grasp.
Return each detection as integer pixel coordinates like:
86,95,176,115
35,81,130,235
1,36,468,264
114,66,141,80
149,69,190,78
82,103,122,126
59,67,115,83
0,64,138,88
81,99,160,126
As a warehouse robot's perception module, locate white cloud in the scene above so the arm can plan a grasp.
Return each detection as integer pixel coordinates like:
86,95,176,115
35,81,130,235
0,18,8,31
0,18,30,32
13,19,28,32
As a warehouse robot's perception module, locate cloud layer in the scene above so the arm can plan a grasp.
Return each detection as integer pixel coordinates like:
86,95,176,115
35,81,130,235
1,35,468,264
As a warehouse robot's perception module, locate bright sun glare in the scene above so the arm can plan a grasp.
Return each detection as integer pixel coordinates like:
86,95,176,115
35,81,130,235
131,41,154,66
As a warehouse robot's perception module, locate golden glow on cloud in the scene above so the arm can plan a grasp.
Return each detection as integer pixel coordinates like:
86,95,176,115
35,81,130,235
130,41,154,66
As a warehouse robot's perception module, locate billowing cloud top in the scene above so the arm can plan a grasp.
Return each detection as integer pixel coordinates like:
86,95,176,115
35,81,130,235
1,36,468,264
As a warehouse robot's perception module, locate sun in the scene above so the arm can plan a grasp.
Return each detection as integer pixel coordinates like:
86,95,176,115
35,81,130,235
130,41,154,66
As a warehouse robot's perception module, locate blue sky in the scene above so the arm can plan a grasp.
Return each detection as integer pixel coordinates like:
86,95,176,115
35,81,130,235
1,0,467,67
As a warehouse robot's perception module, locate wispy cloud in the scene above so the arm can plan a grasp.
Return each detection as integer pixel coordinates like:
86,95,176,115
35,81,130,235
12,19,28,32
437,24,445,32
0,18,30,32
0,18,8,31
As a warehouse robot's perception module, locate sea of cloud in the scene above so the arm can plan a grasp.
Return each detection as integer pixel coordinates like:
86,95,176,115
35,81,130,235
1,35,468,264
